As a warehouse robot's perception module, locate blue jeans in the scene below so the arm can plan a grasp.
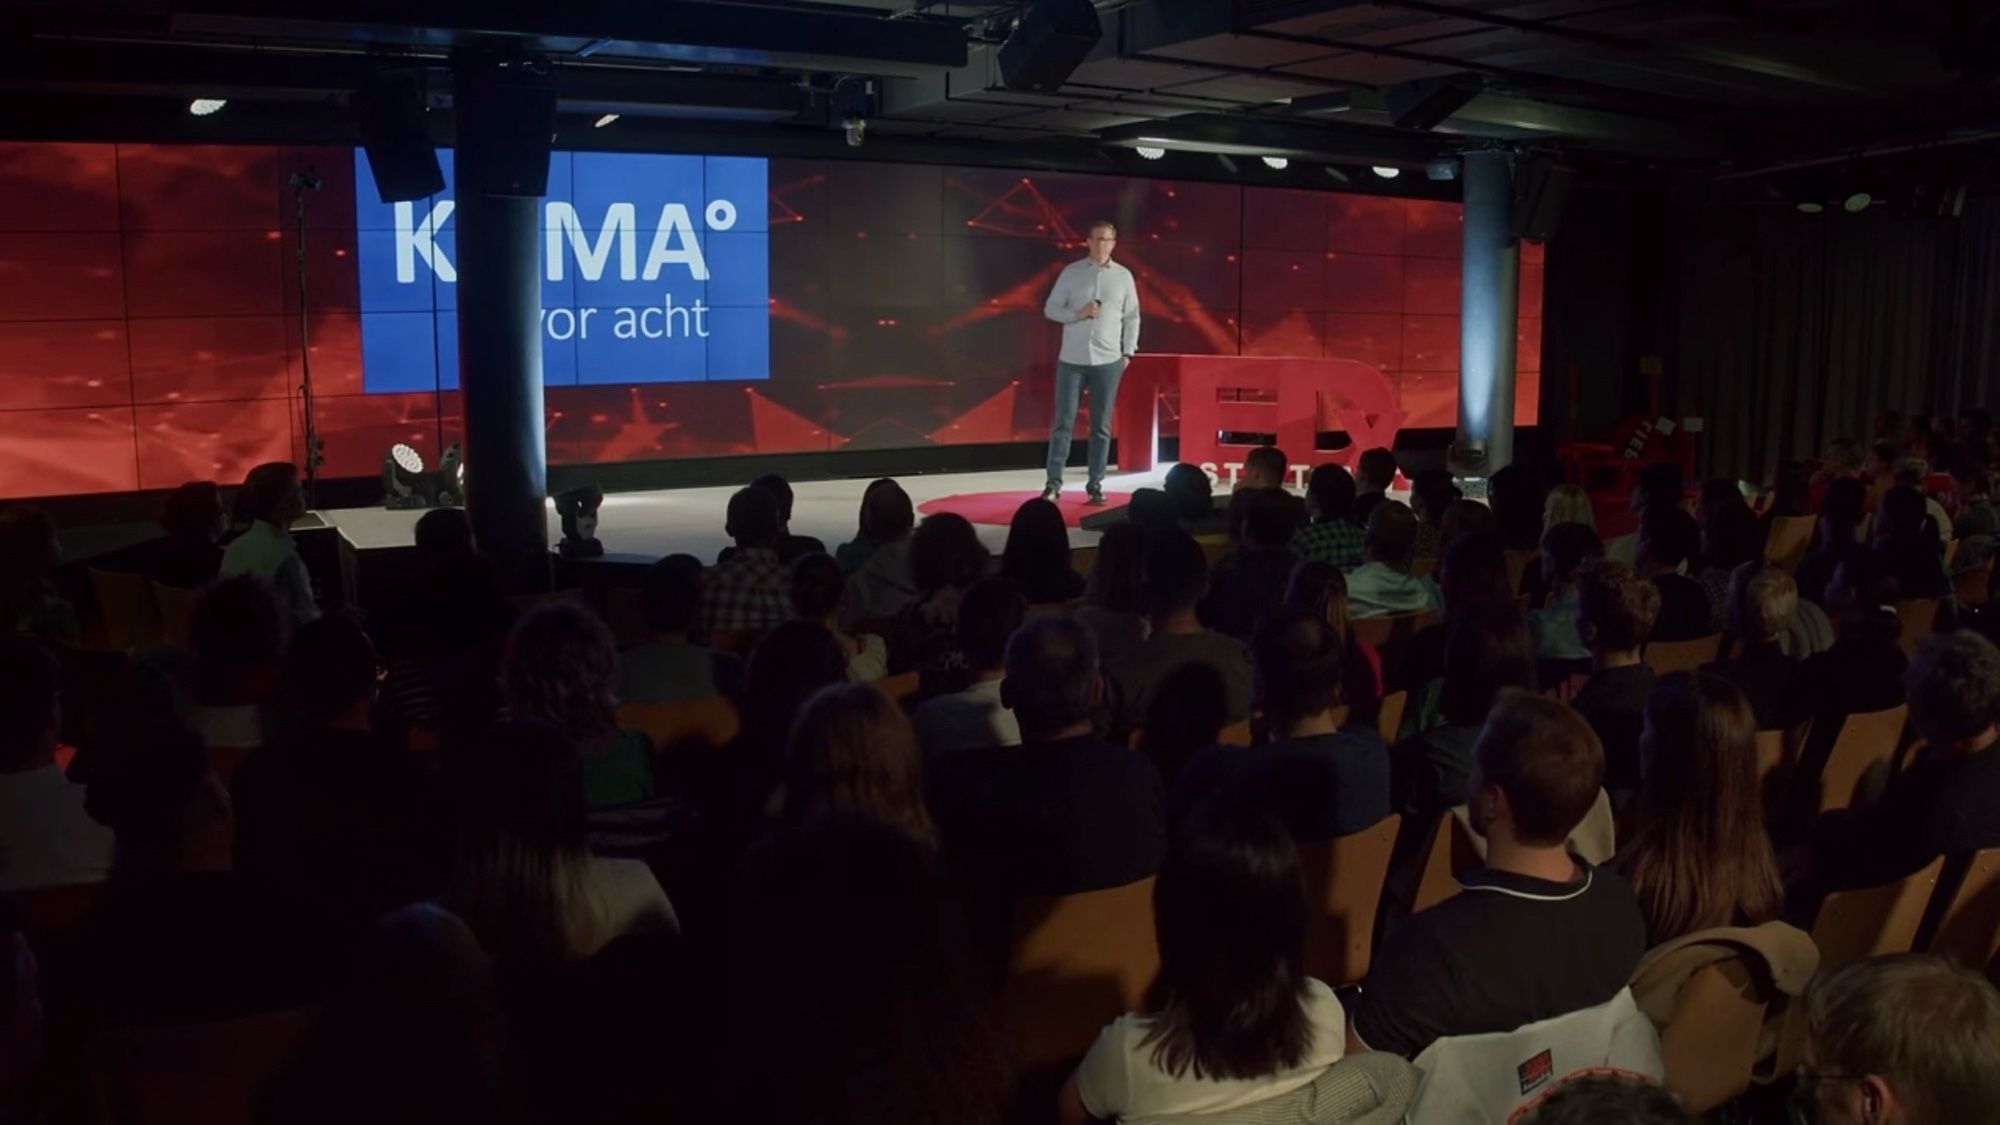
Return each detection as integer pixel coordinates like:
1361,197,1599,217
1045,357,1126,492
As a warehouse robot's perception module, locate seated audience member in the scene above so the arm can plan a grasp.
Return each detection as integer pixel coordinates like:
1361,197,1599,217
1000,497,1085,605
1436,497,1496,554
1895,458,1954,551
1075,522,1149,665
1107,530,1253,734
701,486,793,637
928,614,1165,896
1202,487,1303,639
842,478,919,623
1292,463,1364,570
718,473,827,565
1518,1075,1698,1125
182,574,291,755
374,511,513,739
1951,463,1999,540
1871,485,1951,603
1224,445,1296,541
1137,661,1229,792
1164,462,1227,536
1178,608,1390,841
1060,801,1349,1125
0,636,112,892
1283,561,1382,721
1694,497,1765,632
52,721,336,1025
1391,602,1537,820
147,480,227,589
1528,522,1603,678
1706,563,1804,729
1808,631,2000,892
263,904,523,1125
619,554,746,703
1489,462,1551,555
232,614,445,935
790,552,887,682
1808,435,1861,505
1795,554,1909,736
890,512,990,689
1634,506,1711,643
1,902,39,1117
1542,483,1596,535
1798,955,2000,1125
1759,459,1812,526
1795,477,1869,608
1349,691,1646,1059
777,682,936,845
1126,487,1178,533
0,506,79,645
445,720,677,969
1862,439,1900,504
1345,501,1439,619
912,578,1025,755
1614,673,1781,945
718,621,852,830
725,818,1010,1125
505,603,654,810
836,478,902,573
219,461,318,625
1607,461,1683,566
1404,531,1513,699
1352,447,1398,526
1568,559,1660,800
1408,468,1461,563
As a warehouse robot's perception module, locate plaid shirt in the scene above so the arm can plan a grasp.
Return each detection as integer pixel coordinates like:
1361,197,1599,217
701,547,791,635
1292,518,1365,570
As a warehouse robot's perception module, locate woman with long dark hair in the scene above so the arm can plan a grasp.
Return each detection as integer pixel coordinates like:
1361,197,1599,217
1615,672,1781,944
1001,496,1085,605
1282,560,1381,721
891,512,990,689
1059,801,1346,1123
1077,521,1149,665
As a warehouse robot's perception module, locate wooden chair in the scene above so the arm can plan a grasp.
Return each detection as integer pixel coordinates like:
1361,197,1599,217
1658,953,1773,1113
1503,548,1535,596
149,581,199,649
1196,535,1231,563
88,1005,318,1125
1929,847,2000,973
1945,537,1961,568
1375,690,1408,746
875,670,921,703
1299,814,1401,986
1812,705,1908,816
1070,545,1098,578
1350,610,1435,690
1409,557,1436,581
1763,514,1817,574
1411,813,1478,914
708,628,758,656
1217,718,1254,746
90,568,162,650
1006,877,1159,1071
1643,634,1722,677
1954,557,1995,609
1753,721,1810,826
1894,598,1940,658
616,697,741,754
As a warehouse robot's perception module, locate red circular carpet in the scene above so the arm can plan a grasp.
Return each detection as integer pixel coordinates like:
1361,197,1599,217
918,490,1133,528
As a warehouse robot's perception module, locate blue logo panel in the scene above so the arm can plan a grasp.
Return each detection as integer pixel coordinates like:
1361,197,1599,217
355,149,770,393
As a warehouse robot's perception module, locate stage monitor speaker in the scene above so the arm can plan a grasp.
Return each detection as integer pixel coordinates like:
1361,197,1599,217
455,65,557,197
1384,73,1482,132
998,0,1102,93
1511,157,1577,243
351,72,444,203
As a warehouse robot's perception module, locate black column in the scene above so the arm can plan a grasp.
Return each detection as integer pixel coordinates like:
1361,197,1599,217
1456,148,1521,477
453,53,550,591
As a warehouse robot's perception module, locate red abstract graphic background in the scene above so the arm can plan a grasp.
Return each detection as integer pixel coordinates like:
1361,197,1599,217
0,142,1540,500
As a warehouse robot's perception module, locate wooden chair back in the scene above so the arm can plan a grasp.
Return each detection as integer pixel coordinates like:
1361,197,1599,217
1643,634,1722,677
1659,955,1770,1113
1503,548,1535,596
149,581,199,649
1753,723,1810,826
876,670,921,704
1929,847,2000,973
616,697,742,754
1764,515,1817,574
708,628,758,656
1375,690,1408,746
1070,545,1099,578
1814,705,1908,816
1006,877,1159,1070
1411,813,1477,914
1954,558,1995,609
1299,815,1401,986
1217,718,1254,746
90,568,162,650
1196,536,1231,563
88,1005,318,1125
1894,598,1940,658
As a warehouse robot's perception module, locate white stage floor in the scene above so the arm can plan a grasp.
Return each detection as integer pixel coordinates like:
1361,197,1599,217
320,466,1178,563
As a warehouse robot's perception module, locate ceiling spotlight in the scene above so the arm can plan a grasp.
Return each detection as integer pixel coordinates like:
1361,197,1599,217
593,113,620,128
188,98,228,116
1134,145,1166,160
1425,158,1459,181
1843,191,1872,213
1324,166,1352,184
1261,156,1289,170
1797,201,1825,214
1371,165,1401,179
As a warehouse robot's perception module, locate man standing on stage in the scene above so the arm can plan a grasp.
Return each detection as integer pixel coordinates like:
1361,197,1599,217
1042,220,1141,505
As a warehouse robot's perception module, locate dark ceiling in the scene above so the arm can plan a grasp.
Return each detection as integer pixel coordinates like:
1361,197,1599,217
3,0,1996,197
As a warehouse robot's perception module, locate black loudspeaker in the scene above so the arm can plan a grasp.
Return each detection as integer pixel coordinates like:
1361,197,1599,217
998,0,1102,93
351,72,444,203
1384,73,1482,131
455,65,556,197
1511,157,1577,243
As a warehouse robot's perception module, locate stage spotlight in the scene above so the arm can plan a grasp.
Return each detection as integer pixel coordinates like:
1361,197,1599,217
381,442,464,510
189,98,228,116
593,113,620,128
1843,191,1872,213
1134,145,1165,160
555,485,605,559
1797,201,1825,214
1261,156,1289,170
1371,165,1401,179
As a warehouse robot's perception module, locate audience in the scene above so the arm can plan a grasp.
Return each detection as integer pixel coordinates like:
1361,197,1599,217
1634,506,1712,642
790,552,887,682
1541,483,1596,534
1391,601,1538,821
718,473,827,564
504,603,655,810
835,477,910,575
723,620,851,826
1404,530,1512,697
1895,459,1954,552
1283,561,1383,721
1871,485,1950,603
776,683,936,845
1528,521,1603,677
1568,558,1661,800
1795,553,1910,735
929,614,1165,896
374,510,513,740
1798,955,2000,1125
1345,501,1438,618
1136,661,1229,791
1608,461,1683,566
1163,462,1225,536
1408,468,1461,564
0,507,79,645
1000,497,1085,605
1706,562,1804,728
1075,521,1149,664
1951,463,1998,540
1352,448,1398,525
1107,529,1253,733
841,478,919,624
1796,476,1869,608
1615,672,1782,945
147,480,227,589
1518,1075,1698,1125
1488,462,1549,554
619,553,746,702
1060,800,1349,1124
1349,690,1645,1058
1202,487,1302,638
701,486,793,636
1808,436,1862,513
219,461,318,625
1436,496,1496,552
1694,497,1765,632
1760,459,1812,527
181,574,291,756
0,636,112,893
891,512,991,689
1293,463,1364,570
1224,445,1294,542
911,577,1026,754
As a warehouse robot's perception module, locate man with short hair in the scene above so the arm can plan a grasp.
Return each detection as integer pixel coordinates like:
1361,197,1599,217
1293,463,1364,570
1224,445,1297,541
1633,506,1711,642
1345,501,1439,618
1568,558,1660,799
0,637,112,893
1348,690,1647,1059
927,614,1165,896
220,461,317,625
620,554,743,703
1041,220,1142,506
1706,562,1803,729
1202,487,1303,639
702,487,792,636
1800,954,2000,1125
1105,529,1253,735
1352,448,1398,525
719,474,828,566
912,577,1027,754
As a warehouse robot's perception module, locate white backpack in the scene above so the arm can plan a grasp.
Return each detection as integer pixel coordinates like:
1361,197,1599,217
1404,987,1664,1124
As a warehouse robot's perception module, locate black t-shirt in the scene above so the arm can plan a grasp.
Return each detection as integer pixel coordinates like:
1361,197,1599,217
1389,723,1483,819
1174,730,1392,842
1814,743,2000,891
1707,643,1803,731
1649,573,1713,643
1352,862,1647,1059
1570,664,1656,796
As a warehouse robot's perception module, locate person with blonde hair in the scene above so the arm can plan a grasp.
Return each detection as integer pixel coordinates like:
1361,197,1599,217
1542,483,1596,535
1706,563,1803,728
778,682,936,846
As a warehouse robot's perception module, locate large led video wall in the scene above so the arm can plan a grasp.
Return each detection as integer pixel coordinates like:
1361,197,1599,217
0,141,1542,500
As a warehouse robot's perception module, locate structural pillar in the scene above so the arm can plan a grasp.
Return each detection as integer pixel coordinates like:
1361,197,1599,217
1455,148,1521,478
453,53,550,591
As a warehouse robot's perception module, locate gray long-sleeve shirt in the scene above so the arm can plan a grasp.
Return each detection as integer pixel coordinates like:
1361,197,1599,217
1043,257,1141,366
